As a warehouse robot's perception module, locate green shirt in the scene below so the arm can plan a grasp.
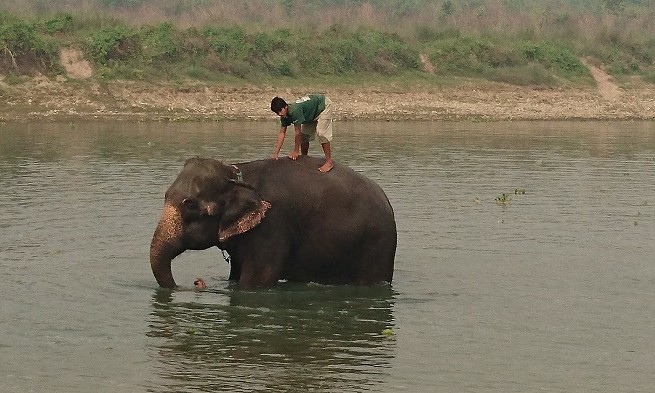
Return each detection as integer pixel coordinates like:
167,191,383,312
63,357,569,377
280,95,326,127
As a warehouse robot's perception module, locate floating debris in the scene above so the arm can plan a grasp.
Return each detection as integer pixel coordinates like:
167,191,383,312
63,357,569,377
495,193,510,205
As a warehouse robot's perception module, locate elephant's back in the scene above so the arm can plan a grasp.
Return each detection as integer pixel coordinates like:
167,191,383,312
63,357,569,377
249,157,392,212
255,156,386,194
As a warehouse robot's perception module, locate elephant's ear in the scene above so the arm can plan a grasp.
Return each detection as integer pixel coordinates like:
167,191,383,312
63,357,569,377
218,183,272,242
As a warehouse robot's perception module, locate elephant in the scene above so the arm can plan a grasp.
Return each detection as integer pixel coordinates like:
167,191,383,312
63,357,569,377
150,155,397,289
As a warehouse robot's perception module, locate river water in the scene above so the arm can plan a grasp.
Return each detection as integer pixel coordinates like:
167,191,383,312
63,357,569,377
1,120,654,392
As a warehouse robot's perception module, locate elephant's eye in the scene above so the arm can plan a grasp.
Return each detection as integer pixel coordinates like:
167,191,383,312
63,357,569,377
182,198,199,211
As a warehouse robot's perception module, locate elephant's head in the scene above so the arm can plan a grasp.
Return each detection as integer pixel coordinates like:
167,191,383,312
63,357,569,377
150,158,270,288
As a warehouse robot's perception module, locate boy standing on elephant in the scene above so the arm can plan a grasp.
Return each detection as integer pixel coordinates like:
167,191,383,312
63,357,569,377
270,94,334,173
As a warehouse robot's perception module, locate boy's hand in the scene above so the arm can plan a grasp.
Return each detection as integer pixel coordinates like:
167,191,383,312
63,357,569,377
288,150,300,160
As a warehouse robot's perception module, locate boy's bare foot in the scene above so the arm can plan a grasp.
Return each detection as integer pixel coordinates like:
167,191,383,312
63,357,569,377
319,161,334,173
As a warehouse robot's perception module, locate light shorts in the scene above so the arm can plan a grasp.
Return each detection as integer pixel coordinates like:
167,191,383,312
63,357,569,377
301,97,333,144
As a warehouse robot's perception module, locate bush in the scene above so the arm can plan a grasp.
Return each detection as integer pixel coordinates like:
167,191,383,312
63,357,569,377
320,28,419,75
0,20,40,55
140,22,178,62
522,42,586,74
86,25,139,65
428,36,501,74
43,13,74,34
426,35,588,82
202,26,251,61
0,18,57,73
250,29,300,76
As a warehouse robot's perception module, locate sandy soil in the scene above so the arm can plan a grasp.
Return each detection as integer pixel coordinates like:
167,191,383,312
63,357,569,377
1,56,654,122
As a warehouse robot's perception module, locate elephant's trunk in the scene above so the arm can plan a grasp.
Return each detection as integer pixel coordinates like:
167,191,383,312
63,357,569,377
150,203,183,288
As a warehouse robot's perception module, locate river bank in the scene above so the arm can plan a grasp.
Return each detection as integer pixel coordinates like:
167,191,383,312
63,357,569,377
1,71,654,123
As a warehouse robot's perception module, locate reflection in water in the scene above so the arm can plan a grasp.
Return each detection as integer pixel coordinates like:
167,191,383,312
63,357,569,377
148,284,396,393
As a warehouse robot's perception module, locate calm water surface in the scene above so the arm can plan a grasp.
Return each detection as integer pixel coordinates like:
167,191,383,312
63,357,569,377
1,121,654,392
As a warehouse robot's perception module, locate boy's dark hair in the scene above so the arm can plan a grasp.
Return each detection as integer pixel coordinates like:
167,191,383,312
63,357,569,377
270,96,287,114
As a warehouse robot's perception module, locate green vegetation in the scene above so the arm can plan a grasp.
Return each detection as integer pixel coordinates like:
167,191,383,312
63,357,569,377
495,193,511,206
0,0,654,86
495,188,526,206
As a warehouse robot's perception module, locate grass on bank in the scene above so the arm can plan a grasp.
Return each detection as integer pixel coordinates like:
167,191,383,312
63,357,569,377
0,2,653,88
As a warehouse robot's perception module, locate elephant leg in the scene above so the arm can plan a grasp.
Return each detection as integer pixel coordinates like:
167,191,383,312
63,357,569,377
239,263,279,288
355,237,395,284
228,258,241,281
232,234,290,288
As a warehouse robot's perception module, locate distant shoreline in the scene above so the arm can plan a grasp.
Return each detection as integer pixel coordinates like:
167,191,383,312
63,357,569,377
1,78,654,122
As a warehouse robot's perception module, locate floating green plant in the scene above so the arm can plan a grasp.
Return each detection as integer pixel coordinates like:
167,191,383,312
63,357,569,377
495,193,510,205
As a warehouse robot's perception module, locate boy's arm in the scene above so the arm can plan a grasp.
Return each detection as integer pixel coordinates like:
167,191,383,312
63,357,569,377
272,126,287,159
288,124,302,160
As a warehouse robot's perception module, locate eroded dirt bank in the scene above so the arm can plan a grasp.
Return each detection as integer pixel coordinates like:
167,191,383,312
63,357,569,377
1,70,654,122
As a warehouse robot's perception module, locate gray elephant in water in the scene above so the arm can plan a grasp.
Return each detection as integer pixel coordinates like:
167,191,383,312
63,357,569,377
150,156,397,289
